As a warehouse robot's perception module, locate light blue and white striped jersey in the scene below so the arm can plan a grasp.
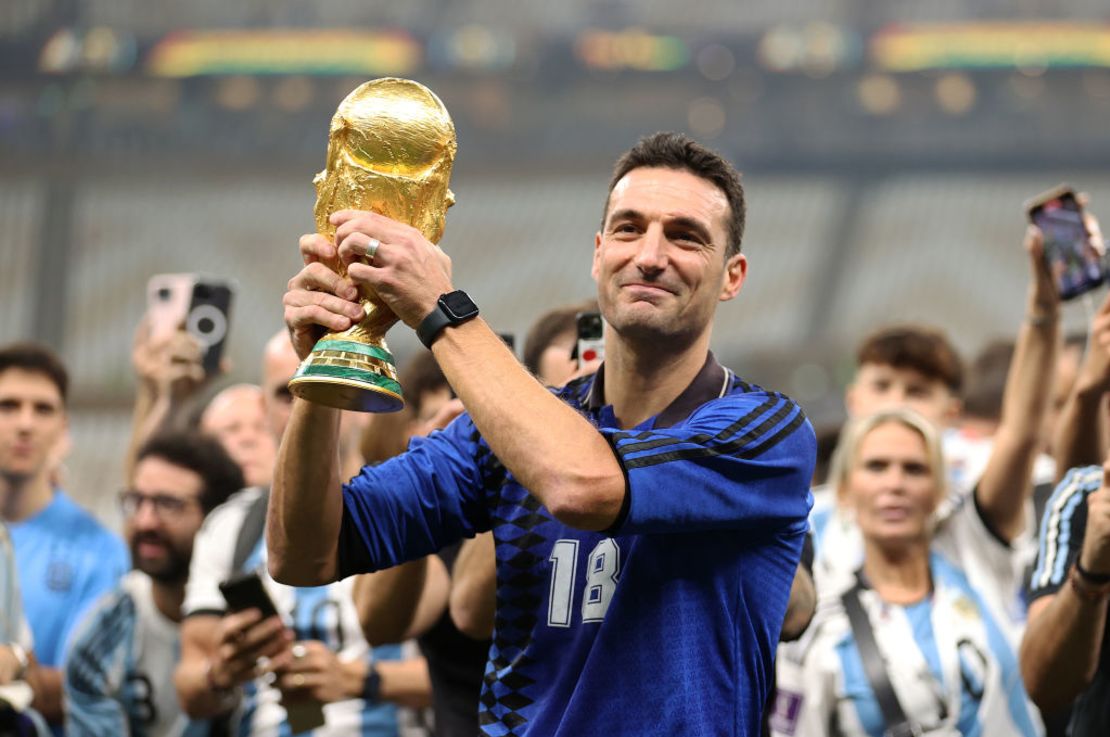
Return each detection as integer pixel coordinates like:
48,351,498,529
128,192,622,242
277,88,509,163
773,553,1041,737
65,571,209,737
183,487,419,737
810,481,1032,648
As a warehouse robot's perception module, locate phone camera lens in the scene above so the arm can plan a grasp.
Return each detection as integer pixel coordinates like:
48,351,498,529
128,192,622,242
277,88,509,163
157,287,171,300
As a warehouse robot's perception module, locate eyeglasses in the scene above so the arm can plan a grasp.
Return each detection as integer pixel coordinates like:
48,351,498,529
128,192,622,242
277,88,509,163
118,490,199,517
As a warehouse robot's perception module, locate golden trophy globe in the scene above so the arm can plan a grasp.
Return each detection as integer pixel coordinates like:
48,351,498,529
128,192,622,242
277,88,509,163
288,78,457,412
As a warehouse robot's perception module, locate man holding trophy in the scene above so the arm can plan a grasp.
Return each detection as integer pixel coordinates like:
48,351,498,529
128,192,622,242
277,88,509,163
272,76,815,736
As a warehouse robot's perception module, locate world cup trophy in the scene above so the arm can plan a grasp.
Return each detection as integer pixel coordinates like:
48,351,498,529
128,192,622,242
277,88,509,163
288,78,457,412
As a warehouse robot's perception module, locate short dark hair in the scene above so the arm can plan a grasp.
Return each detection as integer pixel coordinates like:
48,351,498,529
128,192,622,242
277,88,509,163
604,132,746,258
400,351,449,418
523,299,599,376
856,325,964,394
0,343,69,404
963,339,1013,422
135,431,244,514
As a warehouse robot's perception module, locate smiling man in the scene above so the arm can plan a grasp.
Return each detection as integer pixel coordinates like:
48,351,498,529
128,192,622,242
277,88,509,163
65,432,242,737
271,132,816,736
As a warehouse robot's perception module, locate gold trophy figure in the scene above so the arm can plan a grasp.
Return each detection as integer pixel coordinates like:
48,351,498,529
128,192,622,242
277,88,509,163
288,78,457,412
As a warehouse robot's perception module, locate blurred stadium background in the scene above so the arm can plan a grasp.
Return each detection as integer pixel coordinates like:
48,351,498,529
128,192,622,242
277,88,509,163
2,0,1110,525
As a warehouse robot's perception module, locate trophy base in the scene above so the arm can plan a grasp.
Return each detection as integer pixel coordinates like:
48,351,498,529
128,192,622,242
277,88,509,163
288,339,404,413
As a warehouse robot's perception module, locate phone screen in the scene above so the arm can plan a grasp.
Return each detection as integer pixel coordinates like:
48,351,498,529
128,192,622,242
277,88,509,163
1031,194,1103,300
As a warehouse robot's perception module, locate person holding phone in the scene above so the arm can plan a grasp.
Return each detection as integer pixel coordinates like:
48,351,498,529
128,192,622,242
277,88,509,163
64,432,242,737
273,132,816,736
174,331,431,737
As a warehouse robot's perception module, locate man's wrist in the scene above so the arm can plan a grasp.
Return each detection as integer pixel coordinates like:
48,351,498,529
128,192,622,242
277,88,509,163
1069,563,1110,603
1077,554,1110,583
416,291,479,349
340,657,370,700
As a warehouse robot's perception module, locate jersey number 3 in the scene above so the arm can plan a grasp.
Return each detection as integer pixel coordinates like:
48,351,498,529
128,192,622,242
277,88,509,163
547,539,621,627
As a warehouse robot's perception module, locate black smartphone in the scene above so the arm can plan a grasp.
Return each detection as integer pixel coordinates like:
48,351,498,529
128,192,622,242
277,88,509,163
1025,185,1103,301
575,311,604,369
186,277,235,375
218,571,279,619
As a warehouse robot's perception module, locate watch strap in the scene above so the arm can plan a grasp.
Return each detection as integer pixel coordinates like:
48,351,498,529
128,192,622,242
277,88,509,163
416,304,454,349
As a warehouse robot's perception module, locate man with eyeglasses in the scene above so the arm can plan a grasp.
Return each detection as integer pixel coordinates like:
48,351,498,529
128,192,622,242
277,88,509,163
0,342,130,733
64,431,243,736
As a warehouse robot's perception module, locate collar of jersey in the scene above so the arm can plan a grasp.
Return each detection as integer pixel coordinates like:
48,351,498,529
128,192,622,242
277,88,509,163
582,351,726,430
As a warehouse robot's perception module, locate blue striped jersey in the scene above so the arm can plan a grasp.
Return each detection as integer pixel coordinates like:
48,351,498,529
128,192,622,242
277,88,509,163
1029,466,1110,737
338,354,816,737
65,571,210,737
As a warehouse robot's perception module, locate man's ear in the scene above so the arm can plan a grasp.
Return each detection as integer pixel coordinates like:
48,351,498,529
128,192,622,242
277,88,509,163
718,252,747,302
591,231,602,283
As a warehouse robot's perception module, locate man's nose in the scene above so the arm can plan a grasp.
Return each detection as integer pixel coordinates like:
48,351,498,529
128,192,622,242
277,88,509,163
634,226,668,272
130,501,162,530
15,406,36,430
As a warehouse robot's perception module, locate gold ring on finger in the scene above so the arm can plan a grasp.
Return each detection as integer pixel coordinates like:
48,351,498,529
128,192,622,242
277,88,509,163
292,673,306,688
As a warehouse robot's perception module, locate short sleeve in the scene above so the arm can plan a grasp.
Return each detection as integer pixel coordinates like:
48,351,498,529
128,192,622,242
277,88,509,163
64,590,133,737
1029,466,1102,600
337,413,495,578
183,493,248,616
601,390,815,535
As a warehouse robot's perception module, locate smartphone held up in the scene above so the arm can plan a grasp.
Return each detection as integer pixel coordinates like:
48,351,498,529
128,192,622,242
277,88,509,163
146,273,237,375
1024,185,1105,301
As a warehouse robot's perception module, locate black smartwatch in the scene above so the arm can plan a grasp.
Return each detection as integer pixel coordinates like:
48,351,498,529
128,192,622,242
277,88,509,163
417,290,480,348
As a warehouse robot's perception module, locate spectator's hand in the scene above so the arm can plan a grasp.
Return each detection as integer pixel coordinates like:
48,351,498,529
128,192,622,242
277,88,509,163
1024,224,1059,317
275,640,353,704
207,609,293,689
333,210,454,329
284,234,365,360
132,318,209,401
1080,460,1110,575
411,398,464,437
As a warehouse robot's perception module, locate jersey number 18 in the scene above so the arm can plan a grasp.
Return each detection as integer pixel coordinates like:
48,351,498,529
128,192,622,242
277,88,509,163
547,539,621,627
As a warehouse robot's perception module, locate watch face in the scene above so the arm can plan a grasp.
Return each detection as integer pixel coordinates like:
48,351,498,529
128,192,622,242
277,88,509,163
442,291,478,320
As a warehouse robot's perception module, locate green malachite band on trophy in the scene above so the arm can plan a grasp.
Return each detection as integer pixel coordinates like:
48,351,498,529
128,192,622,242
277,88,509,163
313,340,395,364
294,365,403,396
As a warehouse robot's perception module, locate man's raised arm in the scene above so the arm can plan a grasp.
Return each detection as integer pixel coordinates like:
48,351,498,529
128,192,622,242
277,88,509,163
267,233,365,586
